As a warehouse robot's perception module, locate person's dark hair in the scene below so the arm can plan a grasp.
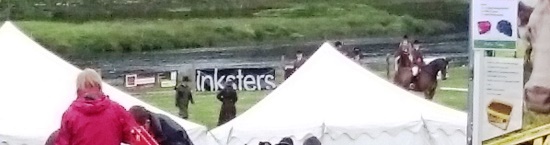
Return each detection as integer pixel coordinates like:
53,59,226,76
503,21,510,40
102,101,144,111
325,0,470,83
353,47,360,51
296,50,303,54
413,40,420,44
259,142,272,145
403,35,409,39
303,136,321,145
128,106,151,125
334,41,343,47
276,137,294,145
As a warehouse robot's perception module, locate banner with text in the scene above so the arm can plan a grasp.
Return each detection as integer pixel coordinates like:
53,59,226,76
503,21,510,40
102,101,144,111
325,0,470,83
470,0,550,144
195,67,277,91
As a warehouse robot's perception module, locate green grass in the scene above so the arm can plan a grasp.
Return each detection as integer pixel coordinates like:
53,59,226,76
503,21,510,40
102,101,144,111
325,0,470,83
139,67,468,129
15,3,455,54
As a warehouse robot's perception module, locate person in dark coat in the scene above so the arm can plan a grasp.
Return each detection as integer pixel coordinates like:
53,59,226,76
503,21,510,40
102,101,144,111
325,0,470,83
351,47,362,62
175,77,194,119
303,136,321,145
44,129,59,145
128,105,195,145
216,82,238,126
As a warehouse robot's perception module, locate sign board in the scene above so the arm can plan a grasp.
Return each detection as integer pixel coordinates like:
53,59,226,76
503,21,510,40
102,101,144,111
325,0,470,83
195,67,277,91
471,0,517,50
159,71,177,88
124,74,156,88
469,0,550,144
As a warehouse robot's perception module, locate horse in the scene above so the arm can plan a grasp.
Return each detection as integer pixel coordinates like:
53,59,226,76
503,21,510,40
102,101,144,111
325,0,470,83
410,58,450,100
393,50,414,89
518,0,550,113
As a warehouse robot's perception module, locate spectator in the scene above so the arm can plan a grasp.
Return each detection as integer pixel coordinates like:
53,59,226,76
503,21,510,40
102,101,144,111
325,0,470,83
55,69,137,145
259,142,272,145
128,106,195,145
217,82,238,126
303,137,321,145
334,41,347,55
175,76,194,119
293,50,307,71
351,47,362,62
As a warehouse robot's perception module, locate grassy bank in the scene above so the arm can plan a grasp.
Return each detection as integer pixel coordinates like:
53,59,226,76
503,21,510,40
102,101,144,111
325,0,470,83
139,67,468,129
16,3,455,54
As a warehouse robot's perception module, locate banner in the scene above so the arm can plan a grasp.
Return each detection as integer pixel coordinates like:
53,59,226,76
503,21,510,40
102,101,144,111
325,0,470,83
195,67,277,91
470,0,550,144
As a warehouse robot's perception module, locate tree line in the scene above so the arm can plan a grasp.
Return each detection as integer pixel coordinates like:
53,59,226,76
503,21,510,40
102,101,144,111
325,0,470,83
0,0,286,21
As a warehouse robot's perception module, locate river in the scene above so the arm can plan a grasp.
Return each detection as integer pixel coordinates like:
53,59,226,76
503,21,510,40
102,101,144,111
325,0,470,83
63,32,469,85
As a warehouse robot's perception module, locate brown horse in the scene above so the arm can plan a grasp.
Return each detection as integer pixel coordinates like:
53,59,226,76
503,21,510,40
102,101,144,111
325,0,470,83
411,58,450,100
394,50,414,89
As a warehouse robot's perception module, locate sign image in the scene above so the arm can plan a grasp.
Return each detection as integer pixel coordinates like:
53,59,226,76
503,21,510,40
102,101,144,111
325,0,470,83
471,0,518,50
195,67,277,91
471,0,550,144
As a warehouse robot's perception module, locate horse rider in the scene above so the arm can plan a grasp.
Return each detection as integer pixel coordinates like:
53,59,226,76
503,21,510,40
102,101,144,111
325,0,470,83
394,35,412,71
410,40,426,88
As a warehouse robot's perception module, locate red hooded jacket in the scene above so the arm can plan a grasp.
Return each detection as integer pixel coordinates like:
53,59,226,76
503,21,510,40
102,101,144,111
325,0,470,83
55,88,137,145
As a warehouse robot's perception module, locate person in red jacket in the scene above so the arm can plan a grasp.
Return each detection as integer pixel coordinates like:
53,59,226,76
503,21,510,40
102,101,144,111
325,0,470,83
55,68,138,145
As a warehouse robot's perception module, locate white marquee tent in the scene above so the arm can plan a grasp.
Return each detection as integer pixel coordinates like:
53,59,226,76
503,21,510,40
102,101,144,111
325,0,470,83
210,42,466,145
0,22,215,145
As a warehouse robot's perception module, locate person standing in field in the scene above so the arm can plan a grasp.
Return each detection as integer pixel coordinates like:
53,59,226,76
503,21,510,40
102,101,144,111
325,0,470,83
351,47,362,62
55,69,137,145
128,106,195,145
175,76,194,119
334,41,347,55
293,50,307,72
216,82,238,126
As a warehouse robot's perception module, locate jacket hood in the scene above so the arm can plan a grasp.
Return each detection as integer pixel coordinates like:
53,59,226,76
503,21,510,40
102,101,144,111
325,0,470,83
71,88,111,115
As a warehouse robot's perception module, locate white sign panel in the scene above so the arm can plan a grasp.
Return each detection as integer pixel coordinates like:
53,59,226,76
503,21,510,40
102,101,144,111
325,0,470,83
471,0,518,50
478,57,524,140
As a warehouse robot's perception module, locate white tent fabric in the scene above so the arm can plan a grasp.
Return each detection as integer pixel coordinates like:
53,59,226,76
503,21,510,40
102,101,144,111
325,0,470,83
210,42,466,145
0,21,216,145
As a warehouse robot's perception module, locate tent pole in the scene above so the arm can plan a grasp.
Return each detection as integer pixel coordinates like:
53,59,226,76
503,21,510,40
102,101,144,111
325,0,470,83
467,0,475,143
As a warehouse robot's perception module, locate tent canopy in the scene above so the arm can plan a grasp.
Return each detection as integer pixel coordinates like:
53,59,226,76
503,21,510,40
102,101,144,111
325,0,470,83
0,21,213,145
210,42,466,145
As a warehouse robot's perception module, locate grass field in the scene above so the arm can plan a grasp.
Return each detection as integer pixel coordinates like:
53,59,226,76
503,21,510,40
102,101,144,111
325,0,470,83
139,67,468,129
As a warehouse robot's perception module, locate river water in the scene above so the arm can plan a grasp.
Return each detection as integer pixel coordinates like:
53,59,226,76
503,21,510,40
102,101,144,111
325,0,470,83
63,33,469,83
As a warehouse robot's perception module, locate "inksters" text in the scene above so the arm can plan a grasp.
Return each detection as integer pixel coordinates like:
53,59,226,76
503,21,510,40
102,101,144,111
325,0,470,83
196,68,277,91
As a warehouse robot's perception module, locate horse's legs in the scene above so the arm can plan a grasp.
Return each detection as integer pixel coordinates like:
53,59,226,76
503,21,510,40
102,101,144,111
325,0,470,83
426,82,438,100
